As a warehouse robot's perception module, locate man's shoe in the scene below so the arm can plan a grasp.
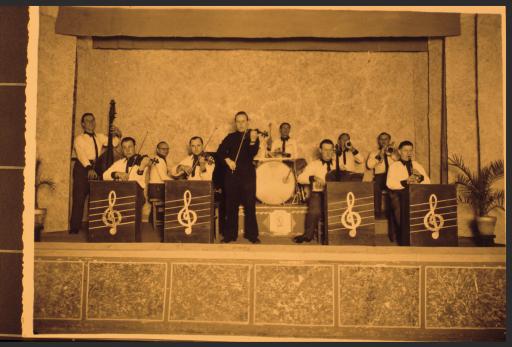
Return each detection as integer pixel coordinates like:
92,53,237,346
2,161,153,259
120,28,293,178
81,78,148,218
293,235,312,244
220,238,231,243
250,238,261,244
69,229,79,235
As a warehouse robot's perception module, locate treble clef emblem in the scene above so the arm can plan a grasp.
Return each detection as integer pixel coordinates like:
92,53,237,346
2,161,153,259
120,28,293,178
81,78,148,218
101,190,123,236
423,194,445,239
177,190,198,235
340,192,362,238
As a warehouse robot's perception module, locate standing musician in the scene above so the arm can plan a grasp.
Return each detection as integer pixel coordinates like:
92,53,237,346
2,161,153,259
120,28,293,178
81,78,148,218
173,136,215,181
267,122,298,158
293,139,335,243
336,133,364,175
386,140,430,245
149,141,173,184
69,112,122,234
102,137,153,191
216,111,261,244
367,132,399,220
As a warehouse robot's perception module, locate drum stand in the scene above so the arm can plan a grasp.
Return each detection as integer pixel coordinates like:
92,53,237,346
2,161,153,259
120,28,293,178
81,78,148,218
290,160,306,205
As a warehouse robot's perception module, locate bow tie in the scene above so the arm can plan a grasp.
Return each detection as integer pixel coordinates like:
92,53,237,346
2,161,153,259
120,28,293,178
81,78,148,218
321,159,332,166
281,136,289,141
85,132,95,137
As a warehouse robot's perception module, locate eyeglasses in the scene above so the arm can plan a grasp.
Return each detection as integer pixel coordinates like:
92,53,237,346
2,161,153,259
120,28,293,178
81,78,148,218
158,147,170,151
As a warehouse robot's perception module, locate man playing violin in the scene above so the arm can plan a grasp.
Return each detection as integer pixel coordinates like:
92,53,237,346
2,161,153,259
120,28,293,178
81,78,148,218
103,137,154,191
216,111,261,244
173,136,215,181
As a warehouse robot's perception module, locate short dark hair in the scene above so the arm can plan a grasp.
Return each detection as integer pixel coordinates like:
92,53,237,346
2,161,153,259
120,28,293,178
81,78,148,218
157,141,169,149
338,133,350,141
378,132,391,139
121,137,136,146
319,139,334,148
189,136,203,145
398,140,414,149
279,122,291,130
234,111,249,121
81,112,95,123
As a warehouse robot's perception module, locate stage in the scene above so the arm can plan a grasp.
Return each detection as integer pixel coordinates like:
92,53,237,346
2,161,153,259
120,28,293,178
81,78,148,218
33,241,505,341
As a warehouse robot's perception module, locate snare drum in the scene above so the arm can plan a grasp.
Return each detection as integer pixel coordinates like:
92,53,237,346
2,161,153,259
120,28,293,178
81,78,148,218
256,161,296,205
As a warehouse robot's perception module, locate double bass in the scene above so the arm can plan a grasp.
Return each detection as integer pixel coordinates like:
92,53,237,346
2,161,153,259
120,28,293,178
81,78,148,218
94,100,118,179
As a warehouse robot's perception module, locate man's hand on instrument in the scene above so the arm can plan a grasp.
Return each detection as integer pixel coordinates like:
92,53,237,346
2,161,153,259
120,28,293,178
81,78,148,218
178,165,192,175
116,172,129,181
407,175,418,184
87,168,98,180
313,175,326,186
111,126,122,138
139,156,152,170
250,130,258,143
225,158,236,171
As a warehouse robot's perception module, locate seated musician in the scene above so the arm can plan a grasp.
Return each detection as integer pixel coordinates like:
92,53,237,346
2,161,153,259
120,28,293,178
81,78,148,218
149,141,172,184
267,122,298,158
293,139,335,243
336,132,364,177
69,112,122,234
366,132,399,220
386,140,431,245
102,137,153,190
172,136,215,181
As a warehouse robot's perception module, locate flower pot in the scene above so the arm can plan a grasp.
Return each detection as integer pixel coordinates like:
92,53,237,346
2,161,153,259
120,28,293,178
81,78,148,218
35,208,47,242
476,215,497,236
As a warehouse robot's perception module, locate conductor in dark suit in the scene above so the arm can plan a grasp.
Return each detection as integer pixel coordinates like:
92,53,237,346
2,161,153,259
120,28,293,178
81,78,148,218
216,111,261,244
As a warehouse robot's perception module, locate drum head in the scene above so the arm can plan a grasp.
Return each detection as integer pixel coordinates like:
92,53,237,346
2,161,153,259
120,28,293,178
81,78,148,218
256,161,296,205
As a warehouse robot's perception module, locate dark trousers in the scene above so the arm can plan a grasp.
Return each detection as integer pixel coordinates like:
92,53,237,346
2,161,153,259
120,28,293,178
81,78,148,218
223,170,258,241
70,161,90,232
389,189,408,246
304,192,323,240
374,173,388,218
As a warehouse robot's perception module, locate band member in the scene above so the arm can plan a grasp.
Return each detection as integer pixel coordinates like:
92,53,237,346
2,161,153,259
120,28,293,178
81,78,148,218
386,140,430,245
103,137,153,191
336,133,364,174
69,112,122,234
173,136,215,181
367,132,399,220
293,139,334,243
216,111,261,244
267,122,298,158
149,141,172,184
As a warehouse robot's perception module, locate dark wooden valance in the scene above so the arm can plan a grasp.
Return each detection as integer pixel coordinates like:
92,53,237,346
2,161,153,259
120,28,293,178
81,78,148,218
56,7,460,39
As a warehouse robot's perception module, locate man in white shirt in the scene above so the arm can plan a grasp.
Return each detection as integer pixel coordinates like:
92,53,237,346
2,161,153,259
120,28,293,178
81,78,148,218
366,132,399,219
267,122,298,159
69,112,122,234
293,139,335,243
335,133,364,174
386,140,430,245
103,137,153,191
173,136,215,181
149,141,172,184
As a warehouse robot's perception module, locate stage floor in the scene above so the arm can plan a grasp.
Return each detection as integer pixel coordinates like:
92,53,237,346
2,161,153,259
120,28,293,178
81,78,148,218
38,221,500,247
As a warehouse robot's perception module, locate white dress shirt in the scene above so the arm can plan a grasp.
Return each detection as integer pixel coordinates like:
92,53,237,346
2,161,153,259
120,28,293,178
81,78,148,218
73,132,119,168
386,160,431,190
172,155,215,181
149,156,172,183
367,149,397,175
103,156,148,189
335,149,364,173
298,159,333,192
269,137,298,159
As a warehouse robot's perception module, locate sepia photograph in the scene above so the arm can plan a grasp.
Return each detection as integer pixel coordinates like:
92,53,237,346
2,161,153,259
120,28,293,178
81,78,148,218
0,4,507,342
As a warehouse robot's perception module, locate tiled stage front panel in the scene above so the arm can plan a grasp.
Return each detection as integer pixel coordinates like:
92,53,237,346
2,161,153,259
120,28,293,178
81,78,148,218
33,245,506,341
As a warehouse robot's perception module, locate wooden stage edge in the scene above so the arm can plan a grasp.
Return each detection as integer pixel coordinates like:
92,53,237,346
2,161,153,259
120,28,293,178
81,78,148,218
35,242,504,264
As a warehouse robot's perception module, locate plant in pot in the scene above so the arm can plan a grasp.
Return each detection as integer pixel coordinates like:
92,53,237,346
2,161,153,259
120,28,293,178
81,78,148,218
448,154,504,238
35,158,55,241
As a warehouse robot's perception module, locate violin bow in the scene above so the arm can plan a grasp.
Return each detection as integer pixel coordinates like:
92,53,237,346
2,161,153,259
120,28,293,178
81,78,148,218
232,129,248,174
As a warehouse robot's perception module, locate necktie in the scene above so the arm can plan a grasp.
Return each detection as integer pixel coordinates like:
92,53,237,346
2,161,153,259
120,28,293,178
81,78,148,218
322,159,332,172
85,132,98,162
281,137,288,153
342,150,347,165
191,155,199,177
384,152,389,172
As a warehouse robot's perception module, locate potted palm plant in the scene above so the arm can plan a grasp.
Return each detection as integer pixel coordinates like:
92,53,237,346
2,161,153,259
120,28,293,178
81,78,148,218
448,154,504,236
35,158,55,240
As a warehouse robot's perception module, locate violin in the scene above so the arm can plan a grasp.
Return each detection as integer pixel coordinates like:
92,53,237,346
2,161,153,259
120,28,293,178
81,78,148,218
249,128,269,138
175,151,215,179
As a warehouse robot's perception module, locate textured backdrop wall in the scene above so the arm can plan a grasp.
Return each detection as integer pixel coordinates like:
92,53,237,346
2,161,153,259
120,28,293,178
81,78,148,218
75,40,428,172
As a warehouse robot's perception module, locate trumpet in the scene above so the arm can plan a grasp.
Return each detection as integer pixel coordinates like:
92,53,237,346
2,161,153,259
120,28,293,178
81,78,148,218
345,141,352,149
386,146,395,155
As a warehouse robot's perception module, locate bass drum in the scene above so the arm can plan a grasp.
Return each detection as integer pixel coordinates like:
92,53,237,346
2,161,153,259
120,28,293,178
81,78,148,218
256,160,296,205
